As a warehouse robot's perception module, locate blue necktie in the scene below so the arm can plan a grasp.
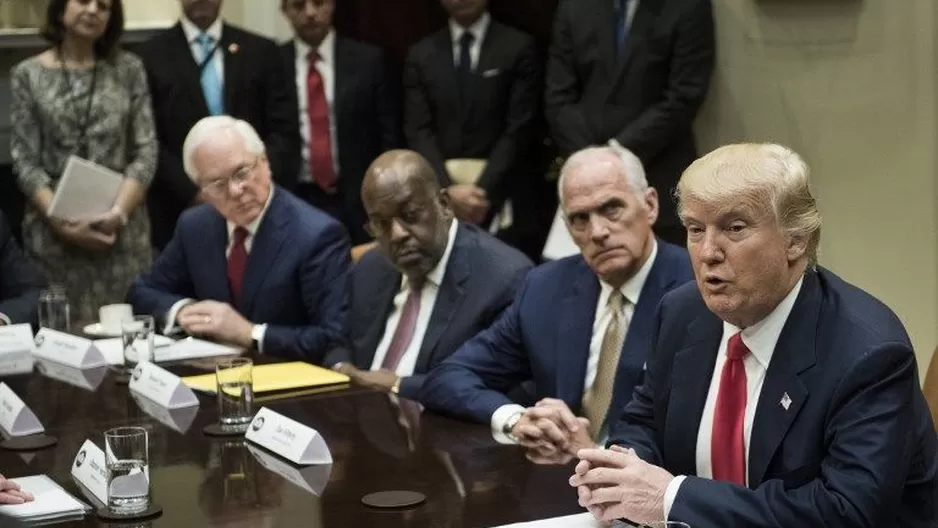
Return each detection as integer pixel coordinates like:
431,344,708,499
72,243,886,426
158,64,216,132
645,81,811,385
458,31,474,76
197,32,224,115
615,0,630,56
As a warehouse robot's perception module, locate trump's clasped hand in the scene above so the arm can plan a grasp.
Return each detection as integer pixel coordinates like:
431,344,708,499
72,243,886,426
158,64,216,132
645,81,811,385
570,445,674,525
0,474,33,505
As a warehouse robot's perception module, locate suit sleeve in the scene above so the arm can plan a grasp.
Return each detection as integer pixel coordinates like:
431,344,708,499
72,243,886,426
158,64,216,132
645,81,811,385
612,0,715,163
126,220,195,326
0,216,46,327
544,0,596,156
476,36,540,209
669,343,921,528
263,222,350,362
419,277,535,424
403,47,451,186
260,39,301,192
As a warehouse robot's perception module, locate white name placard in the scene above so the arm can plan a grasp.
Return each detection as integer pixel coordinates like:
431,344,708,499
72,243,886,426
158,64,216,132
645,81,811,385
0,382,43,437
131,393,198,434
0,324,35,356
128,362,198,409
246,443,331,496
245,407,332,466
35,360,106,392
0,352,34,377
32,328,105,369
71,439,107,505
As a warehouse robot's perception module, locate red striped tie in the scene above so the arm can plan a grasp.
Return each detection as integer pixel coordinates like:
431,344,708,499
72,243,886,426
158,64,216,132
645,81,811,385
306,51,336,191
227,227,249,303
711,332,749,485
381,283,422,372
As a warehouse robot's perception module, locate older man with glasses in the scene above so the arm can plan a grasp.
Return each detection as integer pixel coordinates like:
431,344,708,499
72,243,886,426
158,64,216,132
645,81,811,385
128,116,350,362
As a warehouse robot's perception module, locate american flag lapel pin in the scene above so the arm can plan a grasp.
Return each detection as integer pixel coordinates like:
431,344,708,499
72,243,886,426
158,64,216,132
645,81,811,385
780,392,792,411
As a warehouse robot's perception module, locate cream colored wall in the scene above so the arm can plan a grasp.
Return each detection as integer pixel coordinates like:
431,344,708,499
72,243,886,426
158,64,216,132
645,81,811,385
694,0,938,376
123,0,245,29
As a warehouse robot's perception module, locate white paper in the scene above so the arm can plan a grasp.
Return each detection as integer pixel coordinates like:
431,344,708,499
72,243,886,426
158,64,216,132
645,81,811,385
132,393,198,433
93,335,176,366
35,360,106,391
158,338,239,361
0,382,43,437
0,324,35,356
47,155,123,220
70,440,108,506
247,443,331,496
32,328,106,369
0,475,88,521
490,513,613,528
542,208,579,261
128,362,199,409
0,352,34,377
245,407,332,465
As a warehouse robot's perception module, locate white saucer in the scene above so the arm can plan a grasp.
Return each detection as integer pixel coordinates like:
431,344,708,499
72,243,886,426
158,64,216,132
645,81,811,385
82,323,121,338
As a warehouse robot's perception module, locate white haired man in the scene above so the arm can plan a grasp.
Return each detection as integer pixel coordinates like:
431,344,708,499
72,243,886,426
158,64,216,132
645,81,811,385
128,116,351,362
571,143,938,527
420,142,694,463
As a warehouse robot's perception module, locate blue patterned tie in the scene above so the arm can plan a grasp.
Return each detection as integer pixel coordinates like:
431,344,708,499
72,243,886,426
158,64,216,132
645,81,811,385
197,32,223,115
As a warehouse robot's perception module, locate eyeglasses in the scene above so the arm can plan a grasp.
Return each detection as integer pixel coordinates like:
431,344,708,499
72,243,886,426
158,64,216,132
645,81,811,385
200,158,260,198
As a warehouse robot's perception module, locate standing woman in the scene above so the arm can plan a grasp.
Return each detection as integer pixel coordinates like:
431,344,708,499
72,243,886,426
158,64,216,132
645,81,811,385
9,0,156,323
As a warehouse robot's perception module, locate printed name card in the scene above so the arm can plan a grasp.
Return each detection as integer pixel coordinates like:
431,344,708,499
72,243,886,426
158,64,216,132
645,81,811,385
35,360,106,392
131,393,198,434
128,362,198,409
0,324,35,356
0,353,33,377
0,382,43,437
246,443,331,496
245,407,332,465
70,440,107,505
32,328,106,369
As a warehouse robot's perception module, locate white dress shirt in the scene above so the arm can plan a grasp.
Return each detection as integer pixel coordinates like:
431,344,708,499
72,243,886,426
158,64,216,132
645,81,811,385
663,276,804,519
491,240,659,442
164,187,276,349
449,12,491,71
370,221,459,376
293,32,339,183
180,16,224,85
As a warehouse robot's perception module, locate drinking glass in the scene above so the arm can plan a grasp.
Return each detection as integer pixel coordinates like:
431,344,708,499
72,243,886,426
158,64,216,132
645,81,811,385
216,358,254,431
104,427,150,515
122,316,155,371
38,285,70,331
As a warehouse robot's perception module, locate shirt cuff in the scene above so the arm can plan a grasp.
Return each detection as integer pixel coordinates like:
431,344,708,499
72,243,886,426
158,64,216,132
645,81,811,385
164,298,195,335
490,403,526,445
664,475,687,520
0,313,10,325
253,324,267,354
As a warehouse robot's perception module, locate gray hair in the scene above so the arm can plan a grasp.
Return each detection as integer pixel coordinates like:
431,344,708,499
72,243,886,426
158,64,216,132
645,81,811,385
558,140,649,209
677,143,822,265
182,116,266,182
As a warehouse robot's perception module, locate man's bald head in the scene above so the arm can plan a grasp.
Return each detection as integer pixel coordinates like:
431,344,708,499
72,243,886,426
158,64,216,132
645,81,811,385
361,150,453,282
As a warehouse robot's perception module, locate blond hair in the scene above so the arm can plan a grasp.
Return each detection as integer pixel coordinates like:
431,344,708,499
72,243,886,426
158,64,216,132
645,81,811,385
676,143,822,265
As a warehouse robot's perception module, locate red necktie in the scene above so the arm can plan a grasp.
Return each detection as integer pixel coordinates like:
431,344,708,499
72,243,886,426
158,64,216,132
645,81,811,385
227,227,249,303
306,52,336,191
711,332,749,485
381,283,422,372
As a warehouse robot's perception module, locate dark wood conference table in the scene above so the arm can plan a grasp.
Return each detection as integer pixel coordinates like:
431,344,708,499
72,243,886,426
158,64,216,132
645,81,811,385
0,353,583,527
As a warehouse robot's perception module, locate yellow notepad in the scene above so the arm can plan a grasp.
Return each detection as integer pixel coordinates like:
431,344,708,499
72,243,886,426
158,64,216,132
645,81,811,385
182,362,350,394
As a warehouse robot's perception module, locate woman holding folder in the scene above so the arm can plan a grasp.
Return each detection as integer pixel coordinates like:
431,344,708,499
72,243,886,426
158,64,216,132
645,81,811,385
9,0,156,323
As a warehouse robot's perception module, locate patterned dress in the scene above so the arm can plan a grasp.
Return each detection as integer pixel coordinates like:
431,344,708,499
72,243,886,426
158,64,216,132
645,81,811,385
9,50,157,323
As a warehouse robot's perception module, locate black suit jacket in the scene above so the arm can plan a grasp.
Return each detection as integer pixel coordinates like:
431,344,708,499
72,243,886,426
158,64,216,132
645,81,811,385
403,19,540,211
324,222,533,399
138,22,301,249
0,211,46,327
280,37,402,243
545,0,715,227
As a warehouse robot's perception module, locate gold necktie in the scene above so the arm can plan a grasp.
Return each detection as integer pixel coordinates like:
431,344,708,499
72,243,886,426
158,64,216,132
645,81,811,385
582,291,628,440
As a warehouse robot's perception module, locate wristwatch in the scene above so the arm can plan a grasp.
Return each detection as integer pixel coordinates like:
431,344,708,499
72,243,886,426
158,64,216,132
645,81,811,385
390,377,402,395
502,410,524,442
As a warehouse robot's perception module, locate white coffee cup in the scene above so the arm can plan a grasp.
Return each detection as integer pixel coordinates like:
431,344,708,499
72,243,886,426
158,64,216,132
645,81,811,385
99,304,133,334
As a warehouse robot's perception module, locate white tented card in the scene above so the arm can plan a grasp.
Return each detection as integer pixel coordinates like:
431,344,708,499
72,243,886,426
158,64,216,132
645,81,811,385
33,328,105,369
0,382,43,436
0,324,35,356
128,362,198,409
245,407,332,465
131,393,198,434
70,440,107,505
246,443,331,496
35,360,106,392
0,352,34,377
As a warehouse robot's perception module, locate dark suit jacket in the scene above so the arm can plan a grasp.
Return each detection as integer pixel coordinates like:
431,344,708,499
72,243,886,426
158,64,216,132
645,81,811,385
403,19,540,212
610,269,938,527
127,187,350,362
0,211,45,327
419,240,693,424
545,0,715,227
280,37,402,243
325,222,533,399
137,22,301,250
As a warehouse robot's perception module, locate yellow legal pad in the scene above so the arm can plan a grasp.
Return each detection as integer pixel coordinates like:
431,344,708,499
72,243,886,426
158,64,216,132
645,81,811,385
182,362,350,394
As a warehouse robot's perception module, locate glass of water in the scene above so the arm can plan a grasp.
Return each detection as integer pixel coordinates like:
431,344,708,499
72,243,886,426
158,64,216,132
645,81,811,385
122,316,155,371
104,426,150,515
38,285,70,331
216,358,254,432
